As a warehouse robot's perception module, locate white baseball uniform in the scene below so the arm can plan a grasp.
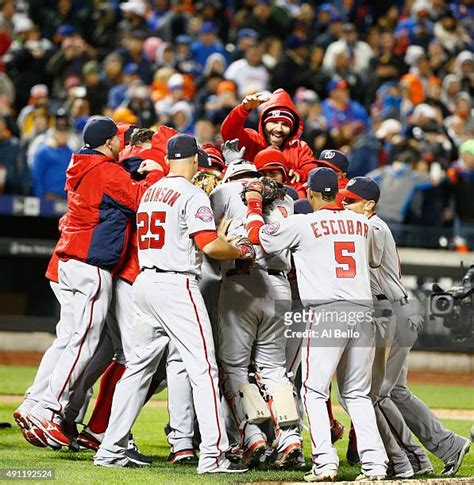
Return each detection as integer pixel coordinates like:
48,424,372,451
95,175,229,473
257,206,388,477
211,182,301,454
371,214,466,469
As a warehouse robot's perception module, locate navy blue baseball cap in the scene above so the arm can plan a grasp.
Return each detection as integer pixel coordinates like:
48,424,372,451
308,167,338,194
237,28,259,40
340,177,380,202
83,116,118,149
317,149,349,173
167,134,199,160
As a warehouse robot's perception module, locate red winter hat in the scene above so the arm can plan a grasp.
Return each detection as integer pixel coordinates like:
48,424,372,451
202,143,225,172
254,147,288,179
263,108,296,131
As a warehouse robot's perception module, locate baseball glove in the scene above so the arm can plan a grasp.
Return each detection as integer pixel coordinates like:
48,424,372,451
192,170,221,194
232,235,256,261
241,177,287,207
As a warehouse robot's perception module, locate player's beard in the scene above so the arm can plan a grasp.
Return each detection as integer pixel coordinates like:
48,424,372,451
264,128,289,148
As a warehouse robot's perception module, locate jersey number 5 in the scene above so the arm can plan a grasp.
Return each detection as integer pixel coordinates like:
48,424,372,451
137,211,166,250
334,241,356,278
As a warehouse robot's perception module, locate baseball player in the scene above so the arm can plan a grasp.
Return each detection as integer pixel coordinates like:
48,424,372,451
75,127,172,457
14,117,163,449
245,167,388,482
94,134,254,472
221,89,318,196
257,147,345,446
210,145,303,469
341,176,471,477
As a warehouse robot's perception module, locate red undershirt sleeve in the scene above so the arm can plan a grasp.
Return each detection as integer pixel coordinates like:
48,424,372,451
192,230,218,250
245,198,264,245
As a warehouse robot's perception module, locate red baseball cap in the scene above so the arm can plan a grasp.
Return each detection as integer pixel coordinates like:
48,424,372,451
254,147,288,179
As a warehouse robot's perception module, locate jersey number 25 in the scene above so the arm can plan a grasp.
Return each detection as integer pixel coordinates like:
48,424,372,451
137,211,166,249
334,241,356,278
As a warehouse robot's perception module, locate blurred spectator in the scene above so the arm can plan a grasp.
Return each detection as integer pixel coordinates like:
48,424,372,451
86,2,117,59
433,9,469,54
239,1,291,39
124,84,156,128
82,61,108,114
201,79,238,125
315,10,344,49
262,36,283,70
0,116,24,194
31,113,73,199
323,23,373,74
118,1,151,37
116,30,154,84
107,63,141,110
271,35,312,95
191,21,227,74
225,42,269,97
367,30,407,101
194,118,216,145
454,50,474,96
395,1,433,49
17,85,52,139
5,23,53,111
0,0,15,37
231,28,259,62
367,150,435,223
102,53,124,88
46,29,96,98
446,139,474,243
321,79,368,135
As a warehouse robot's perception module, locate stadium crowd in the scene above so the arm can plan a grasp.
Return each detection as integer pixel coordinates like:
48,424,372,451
0,0,473,246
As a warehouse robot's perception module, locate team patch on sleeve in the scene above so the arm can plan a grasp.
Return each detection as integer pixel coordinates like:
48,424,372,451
263,222,280,235
195,206,214,222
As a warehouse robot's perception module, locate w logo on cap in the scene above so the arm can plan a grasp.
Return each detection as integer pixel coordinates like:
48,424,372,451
271,110,281,117
324,151,335,159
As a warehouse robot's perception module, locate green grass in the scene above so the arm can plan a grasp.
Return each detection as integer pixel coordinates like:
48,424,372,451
0,365,472,484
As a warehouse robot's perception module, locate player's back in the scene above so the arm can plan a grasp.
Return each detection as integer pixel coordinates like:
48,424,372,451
369,213,407,301
292,207,372,303
137,175,212,275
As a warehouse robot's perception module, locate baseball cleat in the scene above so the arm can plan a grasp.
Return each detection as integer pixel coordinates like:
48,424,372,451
95,458,149,468
442,438,470,476
13,408,30,430
330,419,345,443
167,449,197,465
242,439,267,467
21,426,48,448
304,469,337,482
355,473,385,481
387,467,414,478
270,442,303,469
226,443,244,463
415,465,434,475
77,430,101,451
198,459,248,474
126,448,153,466
25,413,70,448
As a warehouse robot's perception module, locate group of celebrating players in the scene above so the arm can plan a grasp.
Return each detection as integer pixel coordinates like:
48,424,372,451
12,88,470,482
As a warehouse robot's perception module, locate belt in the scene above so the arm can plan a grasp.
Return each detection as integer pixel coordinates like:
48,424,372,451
225,268,285,278
375,294,388,301
141,266,182,276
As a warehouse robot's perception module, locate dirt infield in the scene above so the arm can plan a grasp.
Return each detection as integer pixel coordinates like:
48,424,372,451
245,479,474,484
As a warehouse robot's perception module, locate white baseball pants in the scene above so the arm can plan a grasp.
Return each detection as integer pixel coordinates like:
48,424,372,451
95,271,228,473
